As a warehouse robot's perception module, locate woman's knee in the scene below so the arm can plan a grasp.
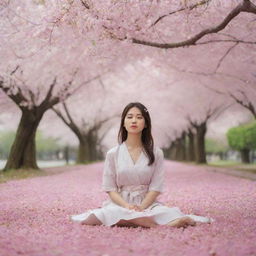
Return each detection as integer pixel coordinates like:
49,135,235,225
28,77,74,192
130,217,157,228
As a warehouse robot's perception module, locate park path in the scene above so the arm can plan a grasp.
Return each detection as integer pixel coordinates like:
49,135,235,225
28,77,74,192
0,161,255,256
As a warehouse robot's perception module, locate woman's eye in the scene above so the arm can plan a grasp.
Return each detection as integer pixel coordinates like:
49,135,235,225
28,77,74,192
126,116,143,119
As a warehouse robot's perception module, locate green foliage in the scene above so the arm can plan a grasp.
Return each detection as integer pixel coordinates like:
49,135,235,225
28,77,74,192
0,130,16,158
205,138,229,154
36,131,60,153
36,131,62,159
0,130,62,159
226,121,256,151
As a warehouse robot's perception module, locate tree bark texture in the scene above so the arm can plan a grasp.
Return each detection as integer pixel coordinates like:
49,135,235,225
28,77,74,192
187,131,196,161
194,122,207,163
3,109,43,171
240,148,250,163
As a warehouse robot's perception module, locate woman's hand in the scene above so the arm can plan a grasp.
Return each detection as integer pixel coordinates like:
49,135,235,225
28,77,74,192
125,204,144,212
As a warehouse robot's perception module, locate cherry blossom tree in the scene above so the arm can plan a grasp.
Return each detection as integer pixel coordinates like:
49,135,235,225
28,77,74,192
51,79,120,163
157,80,234,163
0,1,108,170
0,67,81,170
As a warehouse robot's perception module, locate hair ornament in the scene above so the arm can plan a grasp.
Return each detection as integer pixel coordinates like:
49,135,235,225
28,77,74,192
144,108,148,112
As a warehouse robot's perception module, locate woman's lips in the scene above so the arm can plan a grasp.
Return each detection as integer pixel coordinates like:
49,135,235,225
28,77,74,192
131,126,137,128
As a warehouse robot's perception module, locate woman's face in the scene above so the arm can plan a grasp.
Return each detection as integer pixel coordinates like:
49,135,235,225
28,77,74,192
124,107,146,134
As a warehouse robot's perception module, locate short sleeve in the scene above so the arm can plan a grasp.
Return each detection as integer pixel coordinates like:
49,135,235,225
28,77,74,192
102,151,118,192
148,148,165,193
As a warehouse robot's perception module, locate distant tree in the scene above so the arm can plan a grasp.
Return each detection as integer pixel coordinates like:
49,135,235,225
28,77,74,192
226,121,256,163
36,131,61,160
205,138,229,160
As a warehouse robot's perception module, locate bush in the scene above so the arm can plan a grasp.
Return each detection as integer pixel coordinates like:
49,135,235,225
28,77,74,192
227,121,256,151
226,121,256,163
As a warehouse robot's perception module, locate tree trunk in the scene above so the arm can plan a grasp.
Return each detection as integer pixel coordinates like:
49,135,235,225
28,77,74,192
175,140,181,160
172,141,179,160
176,133,186,161
167,143,176,160
87,131,102,162
163,146,172,160
77,138,90,163
3,110,43,171
240,149,250,163
64,146,69,164
194,122,207,164
87,132,97,161
219,152,224,160
187,131,195,161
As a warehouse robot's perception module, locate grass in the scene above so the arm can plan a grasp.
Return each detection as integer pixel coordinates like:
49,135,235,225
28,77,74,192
0,160,102,184
195,160,256,174
0,168,50,184
208,160,241,166
208,161,256,174
179,160,256,174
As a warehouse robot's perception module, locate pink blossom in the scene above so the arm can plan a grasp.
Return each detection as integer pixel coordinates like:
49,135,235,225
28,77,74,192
0,161,255,256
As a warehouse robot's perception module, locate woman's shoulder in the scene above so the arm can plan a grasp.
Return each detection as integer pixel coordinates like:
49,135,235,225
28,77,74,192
154,146,164,159
106,144,121,156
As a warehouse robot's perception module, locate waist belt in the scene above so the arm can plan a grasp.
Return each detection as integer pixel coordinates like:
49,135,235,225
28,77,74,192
117,185,148,197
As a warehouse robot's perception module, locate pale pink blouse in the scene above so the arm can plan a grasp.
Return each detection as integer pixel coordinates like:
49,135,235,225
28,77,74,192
102,142,164,201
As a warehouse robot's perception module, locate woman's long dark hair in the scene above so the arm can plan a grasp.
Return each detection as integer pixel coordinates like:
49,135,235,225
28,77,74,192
118,102,155,166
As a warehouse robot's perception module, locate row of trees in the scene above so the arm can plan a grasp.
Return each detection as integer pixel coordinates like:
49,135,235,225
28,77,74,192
165,119,256,164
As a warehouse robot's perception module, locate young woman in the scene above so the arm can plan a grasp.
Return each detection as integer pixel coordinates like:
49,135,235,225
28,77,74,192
70,102,214,228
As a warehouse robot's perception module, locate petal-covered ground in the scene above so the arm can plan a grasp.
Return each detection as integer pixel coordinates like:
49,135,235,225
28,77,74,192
0,161,255,256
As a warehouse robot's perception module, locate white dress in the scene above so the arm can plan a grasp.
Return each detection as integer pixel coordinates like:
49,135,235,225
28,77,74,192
70,142,214,226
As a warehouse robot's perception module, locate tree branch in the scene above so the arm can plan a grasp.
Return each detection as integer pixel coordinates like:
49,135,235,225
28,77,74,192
98,123,112,144
43,77,57,104
52,103,82,138
0,68,29,110
164,61,253,84
10,65,19,75
93,114,119,132
229,91,256,118
28,89,36,106
150,0,211,28
197,39,256,45
62,102,77,129
52,107,70,127
80,0,90,9
132,0,256,49
69,74,101,96
201,82,256,118
214,42,239,73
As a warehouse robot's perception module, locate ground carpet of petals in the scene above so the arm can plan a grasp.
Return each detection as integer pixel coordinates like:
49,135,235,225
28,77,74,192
0,161,255,256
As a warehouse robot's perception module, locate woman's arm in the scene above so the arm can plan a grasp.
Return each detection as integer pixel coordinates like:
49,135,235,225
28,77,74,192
107,191,130,208
139,148,164,210
140,191,160,210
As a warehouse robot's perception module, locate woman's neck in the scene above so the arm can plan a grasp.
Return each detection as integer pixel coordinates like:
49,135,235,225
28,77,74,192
125,133,142,148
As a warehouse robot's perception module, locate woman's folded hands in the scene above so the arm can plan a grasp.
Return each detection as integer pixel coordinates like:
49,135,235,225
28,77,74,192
125,204,144,211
